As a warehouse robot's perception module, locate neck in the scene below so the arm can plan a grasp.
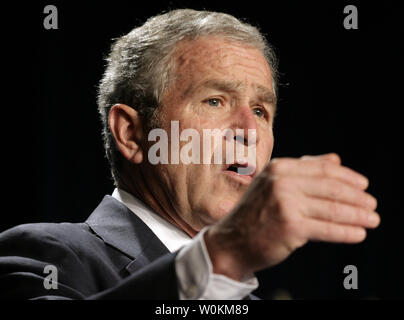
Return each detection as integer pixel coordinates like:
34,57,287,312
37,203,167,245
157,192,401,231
118,164,199,238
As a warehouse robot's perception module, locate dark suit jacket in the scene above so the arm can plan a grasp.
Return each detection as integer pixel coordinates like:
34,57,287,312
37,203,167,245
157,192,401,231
0,195,258,300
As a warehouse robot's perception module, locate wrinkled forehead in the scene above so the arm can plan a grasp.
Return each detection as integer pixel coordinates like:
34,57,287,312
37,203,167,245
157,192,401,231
170,36,274,92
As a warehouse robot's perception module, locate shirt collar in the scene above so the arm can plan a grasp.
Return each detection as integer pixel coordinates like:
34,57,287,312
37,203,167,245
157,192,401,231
112,188,192,253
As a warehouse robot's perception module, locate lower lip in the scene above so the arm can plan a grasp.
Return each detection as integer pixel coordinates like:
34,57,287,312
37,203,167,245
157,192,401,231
222,170,253,184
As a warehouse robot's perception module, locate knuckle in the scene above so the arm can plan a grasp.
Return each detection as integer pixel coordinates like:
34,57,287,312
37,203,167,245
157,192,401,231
354,207,366,224
324,223,346,241
327,201,339,222
320,161,334,177
357,192,375,209
339,227,349,242
333,225,348,242
328,180,344,199
328,153,341,163
318,222,333,240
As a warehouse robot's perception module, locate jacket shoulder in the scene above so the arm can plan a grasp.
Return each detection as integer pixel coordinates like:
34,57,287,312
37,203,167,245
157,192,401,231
0,222,128,299
0,222,95,254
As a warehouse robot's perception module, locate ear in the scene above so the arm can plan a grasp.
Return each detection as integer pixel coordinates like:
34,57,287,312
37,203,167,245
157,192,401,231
108,104,144,164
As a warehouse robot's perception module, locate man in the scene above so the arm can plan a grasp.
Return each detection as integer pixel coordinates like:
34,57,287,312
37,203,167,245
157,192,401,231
0,9,379,300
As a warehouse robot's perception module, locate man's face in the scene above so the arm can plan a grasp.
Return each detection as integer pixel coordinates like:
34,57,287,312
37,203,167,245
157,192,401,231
143,36,275,234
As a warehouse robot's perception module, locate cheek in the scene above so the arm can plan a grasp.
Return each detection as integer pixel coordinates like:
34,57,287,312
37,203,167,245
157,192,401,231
258,131,274,162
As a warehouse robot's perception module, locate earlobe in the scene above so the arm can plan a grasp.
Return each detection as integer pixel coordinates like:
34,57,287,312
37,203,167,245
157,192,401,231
108,104,144,164
133,151,143,164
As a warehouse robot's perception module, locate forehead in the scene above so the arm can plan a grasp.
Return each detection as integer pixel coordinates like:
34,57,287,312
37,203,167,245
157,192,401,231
170,36,273,94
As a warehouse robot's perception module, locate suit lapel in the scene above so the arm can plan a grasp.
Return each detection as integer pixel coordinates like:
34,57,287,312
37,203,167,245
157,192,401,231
85,195,170,271
85,196,261,298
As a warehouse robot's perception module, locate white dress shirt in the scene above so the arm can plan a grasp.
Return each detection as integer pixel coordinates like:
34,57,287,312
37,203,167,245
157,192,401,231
112,188,258,299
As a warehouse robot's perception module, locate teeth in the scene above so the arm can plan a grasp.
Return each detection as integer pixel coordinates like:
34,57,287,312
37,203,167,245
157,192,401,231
237,166,254,175
226,165,254,175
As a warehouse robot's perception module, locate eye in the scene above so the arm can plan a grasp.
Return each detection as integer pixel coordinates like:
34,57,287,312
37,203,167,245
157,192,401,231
205,98,222,107
252,107,266,118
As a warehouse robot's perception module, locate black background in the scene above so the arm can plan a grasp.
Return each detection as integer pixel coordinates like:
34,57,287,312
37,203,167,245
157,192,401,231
1,0,402,299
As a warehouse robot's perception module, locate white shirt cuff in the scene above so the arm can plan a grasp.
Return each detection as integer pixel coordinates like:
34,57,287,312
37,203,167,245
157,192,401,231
175,227,258,300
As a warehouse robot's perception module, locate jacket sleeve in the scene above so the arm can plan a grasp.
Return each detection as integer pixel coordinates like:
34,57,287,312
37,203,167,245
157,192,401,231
0,225,179,300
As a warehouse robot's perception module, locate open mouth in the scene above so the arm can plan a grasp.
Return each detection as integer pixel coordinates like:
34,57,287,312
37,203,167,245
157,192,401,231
224,162,256,177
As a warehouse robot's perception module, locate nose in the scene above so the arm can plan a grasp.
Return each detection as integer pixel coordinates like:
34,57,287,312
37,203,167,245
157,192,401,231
228,105,258,147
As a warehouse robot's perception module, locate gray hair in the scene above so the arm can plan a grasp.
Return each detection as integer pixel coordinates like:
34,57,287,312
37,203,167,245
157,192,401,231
97,9,278,186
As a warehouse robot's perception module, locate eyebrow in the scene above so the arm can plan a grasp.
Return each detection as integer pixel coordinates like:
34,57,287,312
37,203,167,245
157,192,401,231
186,79,277,112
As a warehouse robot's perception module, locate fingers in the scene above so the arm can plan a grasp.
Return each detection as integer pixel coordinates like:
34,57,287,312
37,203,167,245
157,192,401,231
301,153,341,165
297,176,377,210
263,153,380,250
270,154,369,190
304,198,380,228
305,219,367,243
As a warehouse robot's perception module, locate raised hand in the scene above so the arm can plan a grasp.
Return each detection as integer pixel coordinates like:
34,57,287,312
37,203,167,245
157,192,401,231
205,153,380,281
